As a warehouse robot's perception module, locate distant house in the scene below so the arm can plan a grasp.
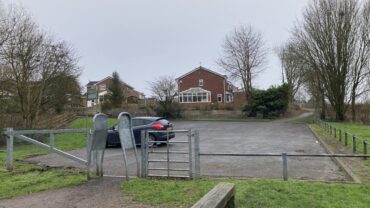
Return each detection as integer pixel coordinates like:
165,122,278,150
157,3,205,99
86,76,143,107
176,66,234,105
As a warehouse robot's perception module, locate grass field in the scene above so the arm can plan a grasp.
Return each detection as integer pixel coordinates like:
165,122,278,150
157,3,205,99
0,117,116,199
121,178,370,208
329,122,370,143
317,121,370,157
52,117,116,151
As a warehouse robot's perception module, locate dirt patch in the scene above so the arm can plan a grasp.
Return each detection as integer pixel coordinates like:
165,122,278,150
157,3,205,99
0,177,154,208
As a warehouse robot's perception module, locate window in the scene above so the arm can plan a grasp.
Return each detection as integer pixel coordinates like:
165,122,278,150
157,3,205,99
217,94,222,103
100,84,106,91
199,79,204,86
132,119,145,126
143,120,152,125
226,93,233,103
179,87,211,103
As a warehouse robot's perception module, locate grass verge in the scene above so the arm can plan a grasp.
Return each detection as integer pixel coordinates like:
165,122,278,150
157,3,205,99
0,117,116,199
121,178,370,208
309,124,370,183
329,122,370,144
0,144,87,199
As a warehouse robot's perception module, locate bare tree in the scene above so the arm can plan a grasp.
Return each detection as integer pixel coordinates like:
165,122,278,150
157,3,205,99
0,6,79,127
218,25,267,103
149,75,177,102
148,75,179,118
348,0,370,121
292,0,370,121
276,41,305,102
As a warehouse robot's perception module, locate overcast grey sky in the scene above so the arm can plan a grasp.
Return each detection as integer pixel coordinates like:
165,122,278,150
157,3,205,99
4,0,310,96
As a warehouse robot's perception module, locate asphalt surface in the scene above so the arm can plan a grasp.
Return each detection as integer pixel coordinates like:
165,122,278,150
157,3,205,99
23,114,347,180
0,114,349,208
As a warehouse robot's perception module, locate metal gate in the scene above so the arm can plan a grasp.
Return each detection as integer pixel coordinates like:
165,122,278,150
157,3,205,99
3,112,140,180
140,129,200,179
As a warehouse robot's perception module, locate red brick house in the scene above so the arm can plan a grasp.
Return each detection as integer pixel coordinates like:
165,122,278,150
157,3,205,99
86,76,143,107
176,66,234,105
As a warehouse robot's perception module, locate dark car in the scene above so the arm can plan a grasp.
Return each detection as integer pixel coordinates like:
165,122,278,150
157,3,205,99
106,117,175,147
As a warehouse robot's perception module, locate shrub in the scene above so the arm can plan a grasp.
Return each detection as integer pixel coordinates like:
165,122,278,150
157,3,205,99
154,102,182,119
243,84,290,118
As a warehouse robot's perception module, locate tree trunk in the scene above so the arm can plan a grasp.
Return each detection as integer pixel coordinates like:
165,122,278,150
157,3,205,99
320,95,326,120
334,101,345,121
351,92,356,122
242,80,249,104
336,111,345,121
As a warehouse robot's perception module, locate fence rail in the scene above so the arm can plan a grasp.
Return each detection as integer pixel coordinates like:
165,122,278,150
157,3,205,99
199,152,370,181
3,128,90,175
4,128,88,135
316,119,369,159
200,153,370,158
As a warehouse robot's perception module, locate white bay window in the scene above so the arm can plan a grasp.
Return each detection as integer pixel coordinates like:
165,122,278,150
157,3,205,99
179,87,211,103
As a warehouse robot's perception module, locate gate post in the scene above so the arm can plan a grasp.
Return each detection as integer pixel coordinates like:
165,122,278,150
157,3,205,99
352,136,357,153
6,128,13,171
140,130,146,178
194,130,200,178
363,141,367,160
145,130,149,177
86,128,91,180
282,153,288,181
188,130,193,179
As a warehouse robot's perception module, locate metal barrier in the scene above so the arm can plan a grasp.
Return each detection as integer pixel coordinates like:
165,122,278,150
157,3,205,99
117,112,140,179
141,129,200,179
4,128,90,174
3,112,140,180
198,153,370,181
316,119,369,159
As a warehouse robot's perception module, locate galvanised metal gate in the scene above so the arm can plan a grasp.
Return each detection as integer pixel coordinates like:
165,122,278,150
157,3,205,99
140,129,200,179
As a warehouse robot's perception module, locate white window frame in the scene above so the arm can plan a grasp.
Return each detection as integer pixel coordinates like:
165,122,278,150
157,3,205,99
226,92,233,103
100,84,107,91
179,87,211,103
199,79,204,86
217,94,223,103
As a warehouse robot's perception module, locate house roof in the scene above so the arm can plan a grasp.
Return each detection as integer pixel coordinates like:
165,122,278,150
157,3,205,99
176,66,227,81
95,76,112,85
122,81,134,89
87,76,134,89
86,81,98,86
